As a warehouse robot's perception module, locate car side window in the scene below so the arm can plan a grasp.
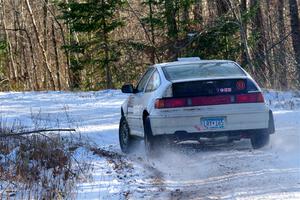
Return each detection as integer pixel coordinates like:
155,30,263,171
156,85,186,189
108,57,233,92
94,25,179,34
136,68,154,92
145,70,161,92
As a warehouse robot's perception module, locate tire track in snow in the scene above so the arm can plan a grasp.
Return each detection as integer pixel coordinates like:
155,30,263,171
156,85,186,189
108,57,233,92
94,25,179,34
128,154,168,198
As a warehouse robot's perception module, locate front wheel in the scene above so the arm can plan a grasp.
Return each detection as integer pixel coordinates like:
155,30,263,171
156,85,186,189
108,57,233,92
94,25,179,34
251,131,270,149
119,116,134,153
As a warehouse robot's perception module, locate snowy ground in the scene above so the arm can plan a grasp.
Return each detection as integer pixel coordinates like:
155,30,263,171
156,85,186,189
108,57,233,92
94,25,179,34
0,90,300,199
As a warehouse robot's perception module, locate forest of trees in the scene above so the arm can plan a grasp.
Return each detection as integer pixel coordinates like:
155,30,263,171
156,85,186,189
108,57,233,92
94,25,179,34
0,0,299,91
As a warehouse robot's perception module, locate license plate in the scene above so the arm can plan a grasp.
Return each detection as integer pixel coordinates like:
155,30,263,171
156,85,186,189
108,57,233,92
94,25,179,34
201,117,225,129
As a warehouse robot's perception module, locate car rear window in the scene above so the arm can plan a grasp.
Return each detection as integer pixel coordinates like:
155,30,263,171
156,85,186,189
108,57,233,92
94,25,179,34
163,62,246,81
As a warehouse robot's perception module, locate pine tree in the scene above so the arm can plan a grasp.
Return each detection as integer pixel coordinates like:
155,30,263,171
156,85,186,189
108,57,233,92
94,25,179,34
59,0,124,89
140,0,164,64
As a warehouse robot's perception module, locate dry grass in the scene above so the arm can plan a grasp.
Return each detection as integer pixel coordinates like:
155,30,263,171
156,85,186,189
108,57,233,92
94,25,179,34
0,123,91,199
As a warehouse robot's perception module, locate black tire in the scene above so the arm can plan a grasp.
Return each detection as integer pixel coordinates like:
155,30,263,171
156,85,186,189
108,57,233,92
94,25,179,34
268,110,275,134
251,131,270,149
119,116,134,153
143,116,157,157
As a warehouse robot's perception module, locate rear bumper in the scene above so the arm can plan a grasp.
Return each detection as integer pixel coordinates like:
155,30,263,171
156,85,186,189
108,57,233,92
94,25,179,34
149,104,271,136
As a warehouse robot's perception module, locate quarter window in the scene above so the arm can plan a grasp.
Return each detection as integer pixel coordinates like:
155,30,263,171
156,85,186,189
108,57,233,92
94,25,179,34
136,68,154,92
146,70,161,92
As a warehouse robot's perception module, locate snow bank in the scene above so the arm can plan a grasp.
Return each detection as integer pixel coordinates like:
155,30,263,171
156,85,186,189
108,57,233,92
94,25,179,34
264,90,300,110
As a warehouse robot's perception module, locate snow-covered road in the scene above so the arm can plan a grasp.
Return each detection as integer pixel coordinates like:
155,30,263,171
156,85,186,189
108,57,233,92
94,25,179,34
0,90,299,199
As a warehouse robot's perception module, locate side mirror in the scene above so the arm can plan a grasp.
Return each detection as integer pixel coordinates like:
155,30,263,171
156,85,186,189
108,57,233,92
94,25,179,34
121,84,135,93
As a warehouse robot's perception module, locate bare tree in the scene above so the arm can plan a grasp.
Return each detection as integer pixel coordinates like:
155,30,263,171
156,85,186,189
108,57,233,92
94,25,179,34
226,0,255,75
277,0,288,89
25,0,55,90
0,0,17,87
51,20,61,90
250,0,269,84
289,0,300,84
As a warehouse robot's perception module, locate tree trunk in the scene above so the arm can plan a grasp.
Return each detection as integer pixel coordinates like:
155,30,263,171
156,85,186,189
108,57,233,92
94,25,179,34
250,0,268,84
15,2,32,90
51,20,61,90
165,0,178,39
277,0,288,89
148,0,156,64
216,0,229,16
165,0,178,59
182,0,190,27
43,0,49,87
25,0,55,90
1,0,18,86
19,2,39,90
24,28,39,90
207,0,215,25
227,0,255,75
265,0,275,88
45,0,71,88
193,0,203,23
12,0,21,82
240,0,248,67
104,37,112,89
43,0,48,49
101,0,112,89
288,0,300,84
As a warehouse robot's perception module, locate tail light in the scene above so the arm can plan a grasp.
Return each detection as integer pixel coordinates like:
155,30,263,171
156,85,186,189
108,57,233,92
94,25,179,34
155,99,165,109
236,92,264,103
155,92,264,109
191,96,232,105
155,98,186,109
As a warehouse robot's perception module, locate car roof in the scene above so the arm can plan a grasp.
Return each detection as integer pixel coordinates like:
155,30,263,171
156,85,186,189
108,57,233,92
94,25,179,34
153,59,236,68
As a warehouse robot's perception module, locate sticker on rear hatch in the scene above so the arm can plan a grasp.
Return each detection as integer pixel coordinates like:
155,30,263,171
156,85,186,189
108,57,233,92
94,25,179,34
218,88,232,93
201,117,225,129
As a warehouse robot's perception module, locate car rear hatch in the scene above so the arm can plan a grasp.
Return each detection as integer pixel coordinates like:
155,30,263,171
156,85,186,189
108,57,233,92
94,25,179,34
173,78,250,98
151,78,269,133
155,78,264,109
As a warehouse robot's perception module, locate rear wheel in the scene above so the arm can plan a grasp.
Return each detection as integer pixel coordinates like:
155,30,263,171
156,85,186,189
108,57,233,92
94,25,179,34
251,131,270,149
119,116,134,153
144,116,157,157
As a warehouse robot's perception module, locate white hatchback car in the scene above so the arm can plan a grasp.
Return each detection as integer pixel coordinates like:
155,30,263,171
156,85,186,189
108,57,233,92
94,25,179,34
119,58,275,154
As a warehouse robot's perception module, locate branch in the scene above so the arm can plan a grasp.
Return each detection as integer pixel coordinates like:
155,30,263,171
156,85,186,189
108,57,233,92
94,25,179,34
124,0,161,63
253,31,293,64
3,28,26,31
266,32,292,53
0,79,9,85
0,128,76,137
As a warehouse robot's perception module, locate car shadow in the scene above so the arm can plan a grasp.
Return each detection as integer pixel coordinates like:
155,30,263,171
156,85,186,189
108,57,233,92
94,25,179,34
165,138,253,154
